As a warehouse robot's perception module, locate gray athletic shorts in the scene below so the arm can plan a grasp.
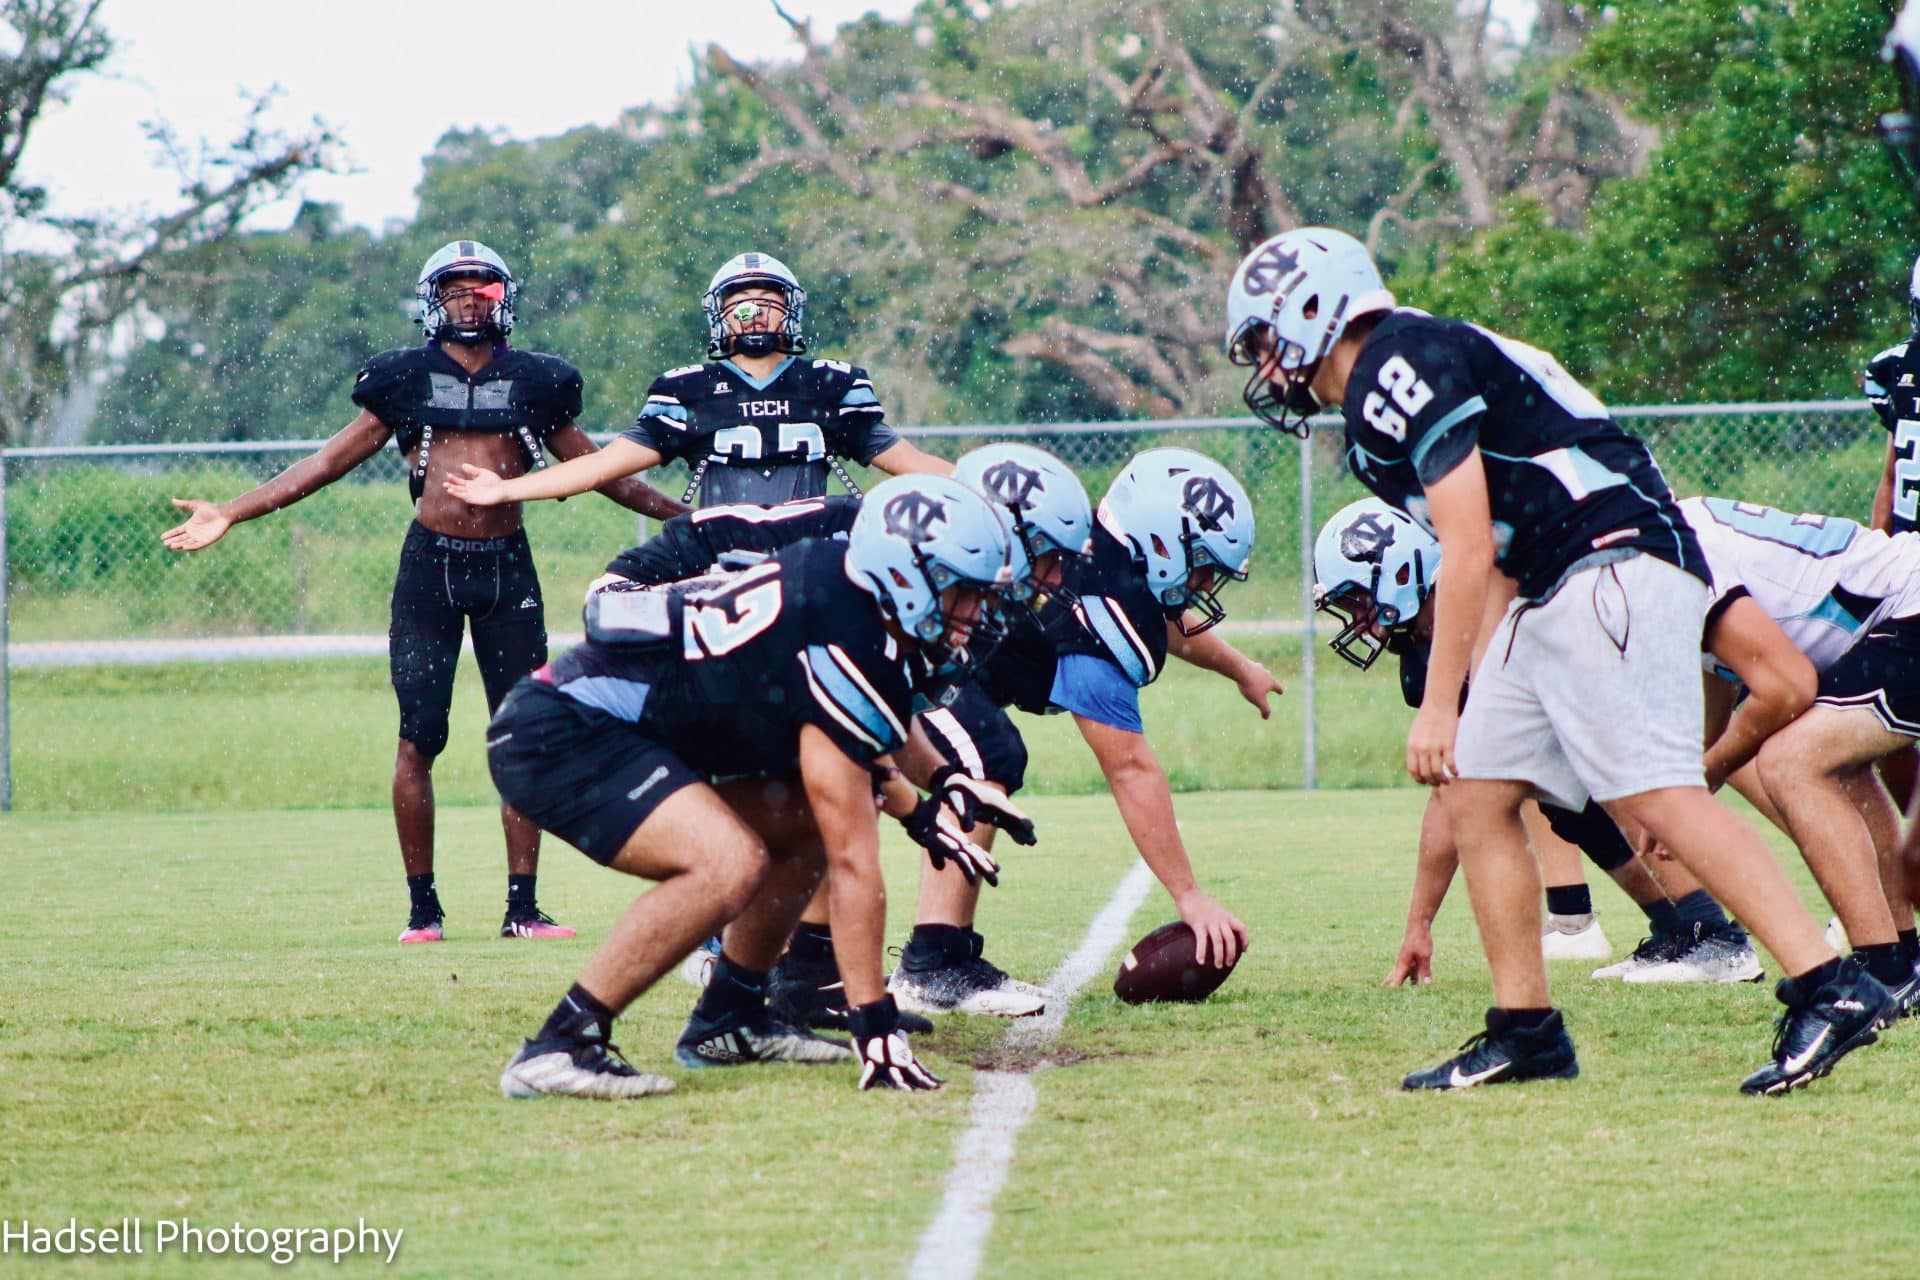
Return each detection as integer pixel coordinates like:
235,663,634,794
1455,554,1708,811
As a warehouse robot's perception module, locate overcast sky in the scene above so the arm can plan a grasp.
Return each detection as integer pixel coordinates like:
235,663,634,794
30,0,922,231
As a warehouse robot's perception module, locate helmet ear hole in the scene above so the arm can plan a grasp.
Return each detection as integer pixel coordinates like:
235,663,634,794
889,568,912,589
1150,533,1171,560
1395,564,1410,586
1302,294,1320,320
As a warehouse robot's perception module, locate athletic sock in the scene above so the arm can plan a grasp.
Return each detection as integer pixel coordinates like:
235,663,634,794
1856,942,1910,987
786,923,834,965
696,956,769,1020
1641,897,1684,936
903,924,971,971
537,982,614,1044
1489,1006,1556,1035
1786,956,1844,1001
1545,885,1593,918
407,873,440,914
1898,929,1918,969
506,874,537,912
1672,889,1735,936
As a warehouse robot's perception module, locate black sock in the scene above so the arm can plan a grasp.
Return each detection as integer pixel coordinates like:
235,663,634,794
407,874,440,912
1856,942,1909,987
1786,956,1844,1002
903,924,970,970
537,983,614,1043
786,923,834,964
696,955,769,1019
507,874,537,910
1545,885,1592,917
1672,889,1732,934
1898,929,1918,969
1641,897,1684,936
1490,1006,1556,1034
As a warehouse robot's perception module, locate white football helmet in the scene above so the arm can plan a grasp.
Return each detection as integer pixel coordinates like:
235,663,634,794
416,239,515,342
1907,252,1920,333
1312,498,1439,670
1097,448,1254,635
1224,227,1394,437
845,475,1019,663
703,252,807,358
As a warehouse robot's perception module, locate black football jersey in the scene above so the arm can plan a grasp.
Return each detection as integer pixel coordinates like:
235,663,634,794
621,357,901,507
352,343,582,499
544,539,911,776
604,496,862,585
1341,311,1706,600
975,524,1169,713
1864,337,1920,535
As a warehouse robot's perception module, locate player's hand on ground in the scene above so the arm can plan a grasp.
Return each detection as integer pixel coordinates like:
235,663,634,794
446,463,509,506
1236,662,1285,719
849,997,943,1091
930,765,1036,845
1385,923,1435,987
161,498,232,551
1175,889,1248,968
902,795,1000,886
1405,703,1459,786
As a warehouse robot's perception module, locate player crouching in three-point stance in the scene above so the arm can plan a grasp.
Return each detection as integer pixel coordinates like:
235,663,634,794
493,475,1020,1098
1229,226,1893,1094
161,240,686,944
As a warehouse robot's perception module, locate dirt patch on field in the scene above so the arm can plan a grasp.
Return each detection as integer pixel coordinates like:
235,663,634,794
968,1044,1122,1072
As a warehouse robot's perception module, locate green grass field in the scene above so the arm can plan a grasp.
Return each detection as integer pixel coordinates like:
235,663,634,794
5,791,1916,1279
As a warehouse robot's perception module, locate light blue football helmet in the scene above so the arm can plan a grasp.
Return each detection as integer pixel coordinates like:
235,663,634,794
1312,498,1439,669
845,475,1019,660
416,239,516,342
1097,448,1254,634
954,443,1092,606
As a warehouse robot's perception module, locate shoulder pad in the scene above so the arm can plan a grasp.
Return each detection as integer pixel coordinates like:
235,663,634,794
659,363,707,380
1872,342,1911,364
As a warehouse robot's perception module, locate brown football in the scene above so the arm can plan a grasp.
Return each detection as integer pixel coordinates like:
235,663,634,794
1112,921,1239,1004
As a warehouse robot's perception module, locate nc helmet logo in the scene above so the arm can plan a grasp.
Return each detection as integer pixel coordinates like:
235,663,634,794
1339,513,1397,564
981,460,1044,511
1238,244,1300,298
1181,476,1236,532
883,492,949,544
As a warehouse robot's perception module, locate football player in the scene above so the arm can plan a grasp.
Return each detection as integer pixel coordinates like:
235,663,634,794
1312,500,1759,990
1683,497,1920,1016
444,251,951,511
1228,227,1892,1094
492,475,1019,1098
161,240,686,944
1881,0,1920,203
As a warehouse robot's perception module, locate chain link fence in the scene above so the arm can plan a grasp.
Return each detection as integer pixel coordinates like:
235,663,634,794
0,402,1887,807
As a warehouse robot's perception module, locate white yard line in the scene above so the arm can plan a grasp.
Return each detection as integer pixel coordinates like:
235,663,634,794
909,859,1155,1280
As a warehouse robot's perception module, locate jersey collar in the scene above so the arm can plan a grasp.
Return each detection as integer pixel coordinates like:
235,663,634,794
720,356,795,391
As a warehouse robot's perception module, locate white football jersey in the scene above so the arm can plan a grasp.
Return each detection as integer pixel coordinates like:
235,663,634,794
1682,496,1920,672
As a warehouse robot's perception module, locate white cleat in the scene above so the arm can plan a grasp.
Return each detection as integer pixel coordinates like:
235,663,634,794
1623,929,1764,985
500,1038,676,1100
889,959,1048,1018
1541,912,1612,962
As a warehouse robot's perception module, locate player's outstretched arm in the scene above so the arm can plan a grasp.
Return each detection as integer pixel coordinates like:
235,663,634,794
1701,597,1818,791
545,425,690,520
1165,622,1284,718
867,439,954,479
1074,712,1248,967
162,410,391,552
1386,792,1460,987
447,436,662,507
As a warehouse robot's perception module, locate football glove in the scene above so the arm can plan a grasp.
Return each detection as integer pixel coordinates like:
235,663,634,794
930,764,1037,846
848,996,943,1092
901,795,1000,886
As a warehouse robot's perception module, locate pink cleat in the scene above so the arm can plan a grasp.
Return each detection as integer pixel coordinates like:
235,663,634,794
399,911,445,944
501,907,576,939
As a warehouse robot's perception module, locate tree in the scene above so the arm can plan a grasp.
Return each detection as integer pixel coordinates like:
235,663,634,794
0,0,339,445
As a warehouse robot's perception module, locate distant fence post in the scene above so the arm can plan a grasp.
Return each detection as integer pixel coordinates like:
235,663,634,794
1298,431,1316,790
1,448,11,812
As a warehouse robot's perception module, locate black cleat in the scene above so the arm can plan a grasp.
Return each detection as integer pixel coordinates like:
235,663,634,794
768,952,933,1034
499,905,577,939
1882,960,1920,1026
673,1005,853,1069
1402,1008,1580,1091
1739,961,1895,1096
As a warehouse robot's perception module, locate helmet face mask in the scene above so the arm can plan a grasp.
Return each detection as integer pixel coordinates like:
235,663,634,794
416,240,516,343
704,253,808,358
